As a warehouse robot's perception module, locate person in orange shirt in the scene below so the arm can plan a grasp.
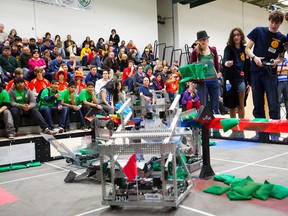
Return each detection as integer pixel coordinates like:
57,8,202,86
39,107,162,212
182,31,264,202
55,67,68,91
74,71,86,96
29,67,50,94
165,73,179,101
6,68,29,92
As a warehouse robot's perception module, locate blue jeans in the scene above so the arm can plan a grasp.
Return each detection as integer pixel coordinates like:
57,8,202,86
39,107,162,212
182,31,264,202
40,106,69,129
67,107,86,127
251,70,279,119
123,77,134,92
197,78,220,114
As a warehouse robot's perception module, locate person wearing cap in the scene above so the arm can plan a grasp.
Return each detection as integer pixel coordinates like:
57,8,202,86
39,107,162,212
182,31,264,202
84,65,102,85
55,67,68,91
189,30,221,137
245,10,286,142
27,49,46,81
9,77,56,135
75,81,107,117
74,71,86,95
0,78,16,139
0,45,20,82
6,68,29,92
59,81,87,131
29,67,50,94
38,80,69,133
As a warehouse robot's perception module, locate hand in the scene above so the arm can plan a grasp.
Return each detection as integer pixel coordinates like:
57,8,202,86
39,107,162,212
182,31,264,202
72,105,78,111
225,60,233,67
253,56,264,67
96,104,103,109
22,104,30,111
55,93,60,98
58,105,62,110
6,72,11,78
246,85,251,94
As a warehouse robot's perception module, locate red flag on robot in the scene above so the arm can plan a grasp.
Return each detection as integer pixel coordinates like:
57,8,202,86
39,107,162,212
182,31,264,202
122,154,138,182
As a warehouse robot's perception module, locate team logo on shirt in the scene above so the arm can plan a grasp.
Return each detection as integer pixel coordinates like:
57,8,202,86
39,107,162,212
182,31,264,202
271,39,280,49
240,52,245,61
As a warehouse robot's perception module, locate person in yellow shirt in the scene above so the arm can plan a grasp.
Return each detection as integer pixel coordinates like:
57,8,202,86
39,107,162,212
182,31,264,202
80,42,91,60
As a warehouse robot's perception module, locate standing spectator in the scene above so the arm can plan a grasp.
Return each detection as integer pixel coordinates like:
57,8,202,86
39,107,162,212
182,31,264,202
9,77,56,135
0,23,8,43
38,80,69,133
190,30,221,137
245,11,286,142
0,46,19,82
95,70,109,94
109,29,120,49
0,81,16,139
222,27,250,138
84,65,102,85
6,68,29,92
28,49,46,81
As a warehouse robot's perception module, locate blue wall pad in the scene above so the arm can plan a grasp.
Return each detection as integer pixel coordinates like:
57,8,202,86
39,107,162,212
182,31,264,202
215,140,260,149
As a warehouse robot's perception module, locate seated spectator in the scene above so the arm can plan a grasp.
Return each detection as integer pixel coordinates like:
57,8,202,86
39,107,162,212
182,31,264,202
54,35,66,58
119,54,128,72
157,65,169,83
133,65,146,93
44,32,54,46
75,81,106,117
64,34,77,56
127,40,138,52
36,36,43,54
50,46,59,60
84,48,102,68
49,54,65,81
74,71,86,96
162,59,170,68
9,28,17,38
29,67,50,94
41,39,53,54
139,77,155,113
55,68,68,91
80,42,91,60
60,81,87,131
122,60,136,94
98,81,117,115
38,80,69,133
181,83,200,110
18,46,31,74
81,36,91,48
119,40,128,53
0,80,17,139
141,57,152,72
101,43,109,61
9,77,56,135
129,49,141,66
103,52,120,80
152,73,164,91
42,49,52,68
141,48,154,65
96,37,104,51
165,73,179,101
67,54,80,75
6,68,29,92
27,49,46,81
89,40,96,50
95,70,109,94
11,43,21,59
28,38,38,53
84,65,102,85
0,46,19,82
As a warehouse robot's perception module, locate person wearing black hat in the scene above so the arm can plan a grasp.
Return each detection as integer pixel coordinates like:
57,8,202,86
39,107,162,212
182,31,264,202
0,45,20,82
9,77,56,135
189,30,222,137
59,81,87,131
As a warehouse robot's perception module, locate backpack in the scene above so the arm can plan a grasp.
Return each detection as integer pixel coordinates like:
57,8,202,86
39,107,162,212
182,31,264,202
36,88,51,103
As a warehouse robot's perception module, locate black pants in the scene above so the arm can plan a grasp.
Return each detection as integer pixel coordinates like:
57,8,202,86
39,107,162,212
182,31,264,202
81,104,107,117
10,107,49,132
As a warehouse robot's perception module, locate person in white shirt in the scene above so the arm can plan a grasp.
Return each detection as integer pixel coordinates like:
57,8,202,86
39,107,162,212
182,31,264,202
95,70,109,94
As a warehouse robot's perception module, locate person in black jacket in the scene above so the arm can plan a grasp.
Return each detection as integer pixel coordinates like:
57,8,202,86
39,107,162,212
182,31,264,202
109,29,120,50
222,27,250,138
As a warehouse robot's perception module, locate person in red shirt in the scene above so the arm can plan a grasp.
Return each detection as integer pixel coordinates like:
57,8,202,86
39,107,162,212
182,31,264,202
122,60,136,94
29,67,50,94
55,67,68,91
6,68,29,92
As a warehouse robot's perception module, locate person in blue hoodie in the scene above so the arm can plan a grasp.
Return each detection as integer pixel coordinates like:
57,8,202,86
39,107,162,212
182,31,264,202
84,65,102,85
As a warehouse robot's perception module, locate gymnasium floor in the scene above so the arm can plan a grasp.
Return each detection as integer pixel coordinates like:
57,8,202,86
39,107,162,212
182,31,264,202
0,133,287,216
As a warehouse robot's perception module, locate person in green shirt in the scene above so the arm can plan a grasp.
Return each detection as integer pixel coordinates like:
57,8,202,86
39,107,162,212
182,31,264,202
76,81,106,117
0,46,19,82
9,77,57,135
60,81,87,130
0,80,16,139
38,80,69,133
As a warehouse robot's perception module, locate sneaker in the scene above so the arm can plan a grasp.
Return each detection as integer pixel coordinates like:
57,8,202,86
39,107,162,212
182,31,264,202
8,133,16,139
57,127,64,133
43,128,57,135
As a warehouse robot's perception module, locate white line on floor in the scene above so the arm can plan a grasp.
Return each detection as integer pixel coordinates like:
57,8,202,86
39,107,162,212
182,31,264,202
0,170,65,185
74,206,110,216
44,162,81,175
179,205,216,216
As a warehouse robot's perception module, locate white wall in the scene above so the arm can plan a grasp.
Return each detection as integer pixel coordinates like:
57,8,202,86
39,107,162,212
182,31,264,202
175,0,288,56
0,0,158,52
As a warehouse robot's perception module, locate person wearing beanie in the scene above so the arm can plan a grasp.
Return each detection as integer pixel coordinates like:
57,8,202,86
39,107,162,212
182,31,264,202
9,77,56,135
